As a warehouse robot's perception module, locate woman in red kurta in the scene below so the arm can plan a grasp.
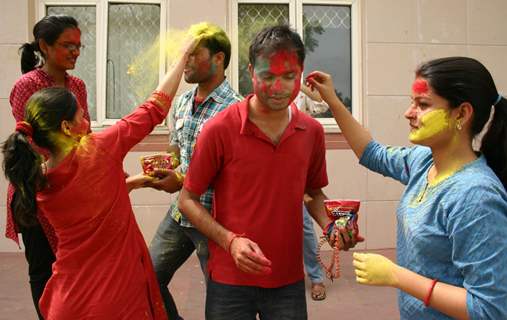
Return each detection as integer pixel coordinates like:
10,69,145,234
3,40,193,319
38,95,169,319
6,15,91,319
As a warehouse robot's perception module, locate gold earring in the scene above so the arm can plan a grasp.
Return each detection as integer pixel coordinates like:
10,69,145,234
456,120,462,131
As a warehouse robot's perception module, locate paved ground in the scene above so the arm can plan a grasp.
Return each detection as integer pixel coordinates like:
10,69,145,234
0,249,399,320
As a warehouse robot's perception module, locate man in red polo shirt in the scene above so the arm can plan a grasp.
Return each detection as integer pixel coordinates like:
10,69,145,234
178,25,354,319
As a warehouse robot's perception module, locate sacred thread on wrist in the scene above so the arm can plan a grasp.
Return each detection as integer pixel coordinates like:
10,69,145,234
227,233,243,253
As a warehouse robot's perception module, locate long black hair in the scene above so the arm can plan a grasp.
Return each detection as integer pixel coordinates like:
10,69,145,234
416,57,507,188
20,15,79,74
2,87,78,227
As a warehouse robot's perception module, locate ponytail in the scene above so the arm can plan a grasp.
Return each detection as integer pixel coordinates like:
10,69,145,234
2,87,78,227
20,14,79,74
481,97,507,189
2,132,46,227
19,41,41,74
416,57,507,188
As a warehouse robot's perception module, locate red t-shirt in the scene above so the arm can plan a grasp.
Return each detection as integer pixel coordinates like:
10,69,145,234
184,94,328,288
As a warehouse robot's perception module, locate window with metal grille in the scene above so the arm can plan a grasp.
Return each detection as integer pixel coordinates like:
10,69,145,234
231,0,362,130
43,1,166,126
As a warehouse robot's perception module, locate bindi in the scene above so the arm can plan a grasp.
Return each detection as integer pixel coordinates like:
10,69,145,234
412,78,429,95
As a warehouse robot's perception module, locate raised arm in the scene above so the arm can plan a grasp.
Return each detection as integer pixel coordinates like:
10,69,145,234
306,71,372,159
100,38,200,161
152,38,197,113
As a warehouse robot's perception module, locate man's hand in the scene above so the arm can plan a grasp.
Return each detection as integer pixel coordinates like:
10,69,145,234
146,169,183,193
126,173,155,192
229,237,272,275
353,253,399,287
325,221,364,251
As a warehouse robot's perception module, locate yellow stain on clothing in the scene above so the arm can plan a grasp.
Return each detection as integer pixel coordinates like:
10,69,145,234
386,146,401,155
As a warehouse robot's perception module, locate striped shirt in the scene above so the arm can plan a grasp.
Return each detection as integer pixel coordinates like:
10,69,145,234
168,79,241,227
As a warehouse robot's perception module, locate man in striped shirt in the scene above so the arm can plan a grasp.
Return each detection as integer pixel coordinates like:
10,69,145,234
147,23,241,320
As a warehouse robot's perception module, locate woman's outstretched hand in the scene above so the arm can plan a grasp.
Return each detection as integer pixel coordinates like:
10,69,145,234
305,71,339,104
353,252,399,287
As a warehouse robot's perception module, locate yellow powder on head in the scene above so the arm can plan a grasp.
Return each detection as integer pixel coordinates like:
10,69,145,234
127,22,224,101
409,109,451,143
188,22,223,40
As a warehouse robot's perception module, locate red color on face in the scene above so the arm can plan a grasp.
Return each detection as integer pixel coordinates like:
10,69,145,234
268,50,299,75
412,78,429,95
268,51,301,101
184,46,214,84
48,28,82,71
252,50,302,111
69,108,90,139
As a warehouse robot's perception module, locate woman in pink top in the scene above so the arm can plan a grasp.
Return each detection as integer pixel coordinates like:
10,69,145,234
6,15,90,319
2,34,195,319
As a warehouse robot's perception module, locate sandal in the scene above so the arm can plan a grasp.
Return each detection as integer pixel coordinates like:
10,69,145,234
311,282,326,301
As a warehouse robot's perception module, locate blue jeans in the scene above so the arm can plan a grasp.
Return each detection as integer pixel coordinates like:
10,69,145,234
206,279,307,320
303,206,324,283
149,212,209,320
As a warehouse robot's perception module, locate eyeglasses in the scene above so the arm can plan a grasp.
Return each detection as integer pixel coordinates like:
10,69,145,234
56,42,85,52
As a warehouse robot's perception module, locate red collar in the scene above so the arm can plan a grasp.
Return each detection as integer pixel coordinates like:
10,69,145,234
238,94,306,136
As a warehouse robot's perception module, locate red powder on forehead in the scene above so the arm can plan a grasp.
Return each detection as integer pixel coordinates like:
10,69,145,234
268,50,300,75
412,78,429,94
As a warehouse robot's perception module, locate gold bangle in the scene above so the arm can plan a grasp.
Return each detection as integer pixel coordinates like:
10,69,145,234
152,90,172,106
175,171,185,184
147,96,166,109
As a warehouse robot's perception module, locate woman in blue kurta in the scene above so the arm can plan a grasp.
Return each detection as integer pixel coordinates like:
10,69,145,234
307,57,507,319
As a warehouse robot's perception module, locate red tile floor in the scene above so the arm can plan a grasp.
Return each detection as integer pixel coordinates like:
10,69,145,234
0,249,399,320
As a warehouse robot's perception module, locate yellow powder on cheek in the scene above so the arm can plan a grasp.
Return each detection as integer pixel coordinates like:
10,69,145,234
409,109,450,142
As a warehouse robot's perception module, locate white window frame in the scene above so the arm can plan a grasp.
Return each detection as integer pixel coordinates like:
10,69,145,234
230,0,362,132
37,0,169,129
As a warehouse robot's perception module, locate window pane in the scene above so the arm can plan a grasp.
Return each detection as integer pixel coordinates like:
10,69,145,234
106,3,160,119
47,6,97,121
238,4,289,96
303,5,351,116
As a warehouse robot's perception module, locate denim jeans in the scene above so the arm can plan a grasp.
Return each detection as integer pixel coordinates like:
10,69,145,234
303,206,324,283
149,212,209,320
206,279,307,320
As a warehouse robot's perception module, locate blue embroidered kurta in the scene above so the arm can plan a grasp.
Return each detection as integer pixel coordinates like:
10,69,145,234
360,140,507,319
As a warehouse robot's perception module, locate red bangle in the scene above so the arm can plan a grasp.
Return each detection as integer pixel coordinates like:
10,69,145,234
424,279,438,307
153,90,172,105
